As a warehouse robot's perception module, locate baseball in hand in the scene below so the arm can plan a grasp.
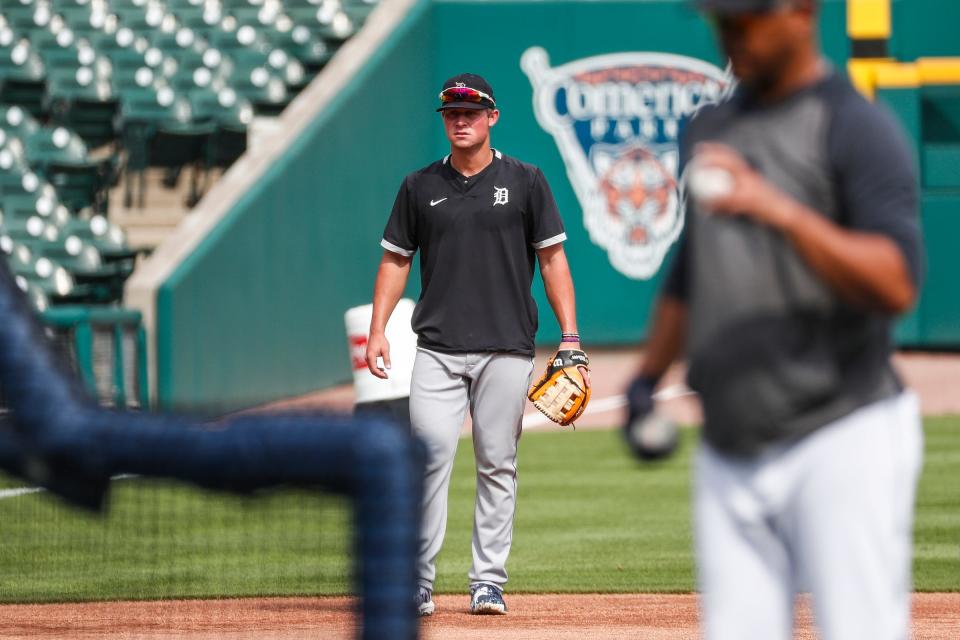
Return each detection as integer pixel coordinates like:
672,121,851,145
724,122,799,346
687,163,734,202
625,412,679,461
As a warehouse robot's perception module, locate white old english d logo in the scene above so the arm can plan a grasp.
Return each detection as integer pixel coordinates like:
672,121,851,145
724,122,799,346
521,47,732,280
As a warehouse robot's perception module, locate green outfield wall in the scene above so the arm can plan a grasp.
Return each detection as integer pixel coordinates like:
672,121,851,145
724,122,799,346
891,1,960,60
152,0,960,410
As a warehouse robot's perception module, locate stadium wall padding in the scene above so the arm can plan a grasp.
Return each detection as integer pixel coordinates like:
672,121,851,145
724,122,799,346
153,0,958,410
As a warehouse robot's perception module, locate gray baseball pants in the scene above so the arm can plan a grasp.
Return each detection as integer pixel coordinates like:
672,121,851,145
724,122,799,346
409,347,534,590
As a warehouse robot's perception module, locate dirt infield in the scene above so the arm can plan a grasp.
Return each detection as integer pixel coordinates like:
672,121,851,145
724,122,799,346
0,593,957,639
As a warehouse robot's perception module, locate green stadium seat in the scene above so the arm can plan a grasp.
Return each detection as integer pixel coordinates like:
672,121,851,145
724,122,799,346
220,0,265,9
117,86,192,207
15,272,50,311
48,94,119,149
0,49,47,117
53,6,101,32
27,27,78,54
78,28,124,51
29,235,102,276
227,65,289,115
262,27,335,75
5,5,52,32
258,47,308,92
110,7,152,32
187,86,250,170
164,0,209,7
150,119,216,206
0,158,26,194
229,6,276,29
63,215,135,262
156,40,231,93
1,214,60,245
2,122,105,218
149,28,197,53
1,233,36,273
187,86,251,124
2,190,67,224
206,29,268,60
25,125,90,169
38,46,86,69
21,257,84,302
283,5,356,42
0,166,44,198
51,0,95,8
14,233,118,302
44,63,112,103
118,86,185,128
44,159,111,214
171,7,220,35
93,26,142,57
225,46,270,70
66,215,138,292
108,49,153,89
0,105,40,140
1,235,58,308
207,122,247,171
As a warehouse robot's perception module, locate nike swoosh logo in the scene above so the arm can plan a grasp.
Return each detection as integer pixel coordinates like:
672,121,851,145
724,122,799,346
430,198,447,207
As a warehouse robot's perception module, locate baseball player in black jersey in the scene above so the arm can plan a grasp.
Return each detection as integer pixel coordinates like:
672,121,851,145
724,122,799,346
625,1,924,639
367,73,585,616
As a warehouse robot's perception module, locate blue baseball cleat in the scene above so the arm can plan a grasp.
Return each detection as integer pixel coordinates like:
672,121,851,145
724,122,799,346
470,583,507,615
417,585,435,617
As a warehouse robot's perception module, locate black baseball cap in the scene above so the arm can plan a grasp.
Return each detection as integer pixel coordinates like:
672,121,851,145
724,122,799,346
436,73,497,111
694,0,785,14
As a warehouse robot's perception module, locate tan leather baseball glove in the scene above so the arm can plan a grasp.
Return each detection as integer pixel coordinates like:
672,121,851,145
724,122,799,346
527,350,591,427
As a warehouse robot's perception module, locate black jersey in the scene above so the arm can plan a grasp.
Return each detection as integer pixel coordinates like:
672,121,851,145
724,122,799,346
662,72,922,456
381,150,566,356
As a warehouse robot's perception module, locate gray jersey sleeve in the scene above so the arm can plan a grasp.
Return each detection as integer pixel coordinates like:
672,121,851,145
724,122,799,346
381,176,418,257
827,91,923,287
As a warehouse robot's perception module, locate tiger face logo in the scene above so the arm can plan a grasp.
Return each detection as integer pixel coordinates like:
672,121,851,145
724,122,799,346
522,47,731,279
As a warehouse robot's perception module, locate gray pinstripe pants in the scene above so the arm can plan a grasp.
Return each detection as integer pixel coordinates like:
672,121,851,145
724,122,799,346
409,347,534,590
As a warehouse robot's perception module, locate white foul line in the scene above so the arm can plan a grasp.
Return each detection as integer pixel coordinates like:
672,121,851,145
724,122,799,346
0,475,138,501
0,486,44,499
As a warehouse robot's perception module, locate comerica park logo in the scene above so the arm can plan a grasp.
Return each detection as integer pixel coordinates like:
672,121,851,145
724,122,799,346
521,47,731,280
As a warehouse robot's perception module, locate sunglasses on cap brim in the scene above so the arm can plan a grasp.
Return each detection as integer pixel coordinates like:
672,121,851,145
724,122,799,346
438,86,496,107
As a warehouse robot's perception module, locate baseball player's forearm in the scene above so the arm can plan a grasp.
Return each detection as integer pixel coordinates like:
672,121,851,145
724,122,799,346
367,251,412,378
691,143,916,314
638,296,687,382
537,244,579,335
773,198,917,313
370,250,412,335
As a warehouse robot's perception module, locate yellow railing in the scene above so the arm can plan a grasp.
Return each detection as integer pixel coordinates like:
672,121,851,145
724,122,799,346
848,58,960,100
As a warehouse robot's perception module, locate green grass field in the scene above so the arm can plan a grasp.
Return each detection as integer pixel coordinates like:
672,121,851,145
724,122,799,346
0,420,957,602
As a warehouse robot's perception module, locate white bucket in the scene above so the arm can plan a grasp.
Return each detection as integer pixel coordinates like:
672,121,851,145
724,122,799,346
344,299,416,403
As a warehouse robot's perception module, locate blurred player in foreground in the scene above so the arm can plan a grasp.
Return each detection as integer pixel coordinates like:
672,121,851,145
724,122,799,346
367,73,584,616
0,260,422,640
624,1,924,638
